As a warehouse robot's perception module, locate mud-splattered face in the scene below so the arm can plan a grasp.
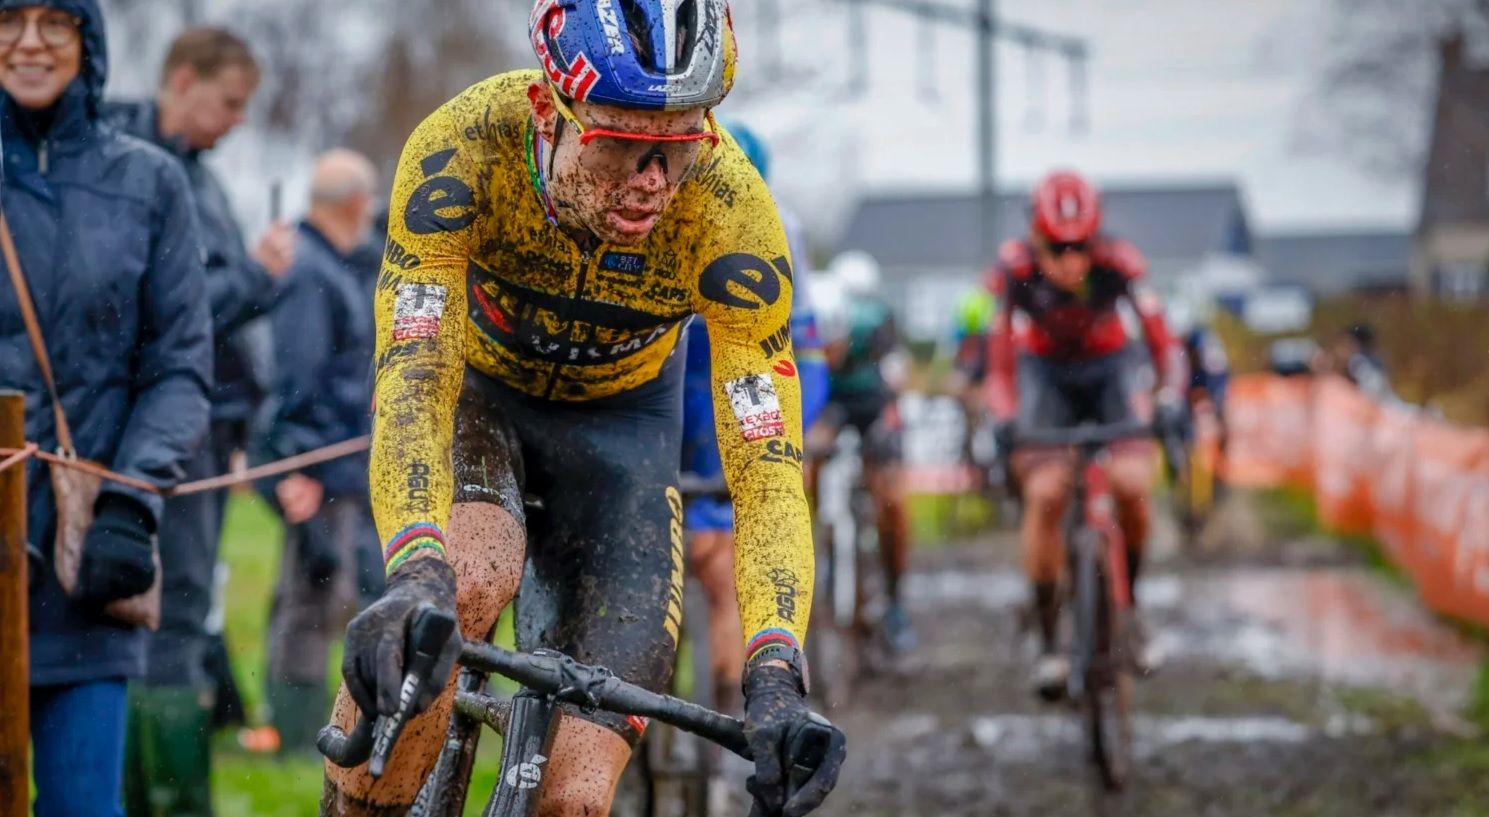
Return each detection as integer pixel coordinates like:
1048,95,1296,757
529,82,709,246
1034,237,1093,294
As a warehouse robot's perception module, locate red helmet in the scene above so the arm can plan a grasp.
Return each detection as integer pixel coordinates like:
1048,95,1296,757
1031,170,1101,244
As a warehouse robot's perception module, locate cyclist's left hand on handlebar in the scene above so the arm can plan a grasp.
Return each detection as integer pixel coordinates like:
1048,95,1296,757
743,665,847,817
342,556,462,719
1154,394,1188,441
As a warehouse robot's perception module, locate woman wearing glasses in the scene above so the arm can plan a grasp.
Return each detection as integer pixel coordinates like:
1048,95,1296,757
0,2,210,814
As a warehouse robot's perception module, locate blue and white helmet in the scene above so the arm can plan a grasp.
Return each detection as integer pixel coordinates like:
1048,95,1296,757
530,0,738,111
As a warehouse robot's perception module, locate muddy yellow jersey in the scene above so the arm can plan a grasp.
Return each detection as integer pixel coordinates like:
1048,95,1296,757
371,70,813,651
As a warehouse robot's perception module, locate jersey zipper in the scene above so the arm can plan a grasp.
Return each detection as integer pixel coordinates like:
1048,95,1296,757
38,139,49,175
542,248,594,400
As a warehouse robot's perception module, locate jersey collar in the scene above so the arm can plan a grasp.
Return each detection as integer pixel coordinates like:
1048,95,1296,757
524,120,560,227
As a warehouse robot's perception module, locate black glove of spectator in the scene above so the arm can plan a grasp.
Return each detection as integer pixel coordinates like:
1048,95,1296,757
297,521,341,589
342,556,461,718
743,665,848,817
75,493,156,608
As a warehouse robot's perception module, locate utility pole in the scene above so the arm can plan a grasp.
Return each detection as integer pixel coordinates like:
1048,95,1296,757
976,0,997,266
837,0,1088,266
849,0,869,96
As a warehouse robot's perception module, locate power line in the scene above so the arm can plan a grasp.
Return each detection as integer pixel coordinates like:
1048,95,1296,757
835,0,1089,266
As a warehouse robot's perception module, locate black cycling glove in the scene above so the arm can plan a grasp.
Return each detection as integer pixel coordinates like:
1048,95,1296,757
342,556,462,718
743,665,848,817
74,493,156,609
1155,397,1188,442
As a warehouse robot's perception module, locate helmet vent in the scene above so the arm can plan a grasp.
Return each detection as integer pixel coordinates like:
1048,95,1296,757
675,0,699,75
620,0,658,70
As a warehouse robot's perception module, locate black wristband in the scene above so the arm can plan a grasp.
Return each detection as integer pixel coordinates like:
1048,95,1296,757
745,645,808,695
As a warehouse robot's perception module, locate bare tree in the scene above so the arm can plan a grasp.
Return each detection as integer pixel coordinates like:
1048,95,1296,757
1302,0,1489,177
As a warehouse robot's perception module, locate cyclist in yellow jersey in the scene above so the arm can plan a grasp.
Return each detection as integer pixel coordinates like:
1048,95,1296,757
321,2,845,815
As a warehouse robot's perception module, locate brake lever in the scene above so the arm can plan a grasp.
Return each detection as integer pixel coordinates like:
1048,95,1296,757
785,713,835,799
368,604,457,778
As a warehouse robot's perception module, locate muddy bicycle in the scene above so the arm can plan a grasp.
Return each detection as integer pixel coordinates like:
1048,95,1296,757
319,605,835,816
1011,419,1165,792
811,419,901,708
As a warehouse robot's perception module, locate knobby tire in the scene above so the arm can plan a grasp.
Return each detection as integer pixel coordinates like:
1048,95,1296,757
1074,527,1132,792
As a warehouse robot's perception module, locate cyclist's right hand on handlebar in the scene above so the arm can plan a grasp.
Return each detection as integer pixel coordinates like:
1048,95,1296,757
342,556,462,718
743,665,847,817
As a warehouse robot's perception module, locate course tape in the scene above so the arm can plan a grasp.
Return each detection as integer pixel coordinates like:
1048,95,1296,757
0,435,370,497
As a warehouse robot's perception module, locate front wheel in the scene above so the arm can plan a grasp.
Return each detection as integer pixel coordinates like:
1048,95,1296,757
1072,527,1133,792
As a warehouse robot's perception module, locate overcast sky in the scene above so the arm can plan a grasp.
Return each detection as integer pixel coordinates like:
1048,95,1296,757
106,0,1428,240
727,0,1424,237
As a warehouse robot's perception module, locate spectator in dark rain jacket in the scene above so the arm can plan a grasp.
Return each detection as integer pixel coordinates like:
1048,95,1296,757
0,1,211,814
105,27,294,817
256,149,380,754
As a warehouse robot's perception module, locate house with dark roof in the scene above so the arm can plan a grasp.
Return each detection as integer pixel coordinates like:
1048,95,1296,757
1257,230,1413,296
834,181,1255,339
1412,34,1489,298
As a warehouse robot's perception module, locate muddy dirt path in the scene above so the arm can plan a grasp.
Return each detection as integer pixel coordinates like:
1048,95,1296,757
816,496,1489,817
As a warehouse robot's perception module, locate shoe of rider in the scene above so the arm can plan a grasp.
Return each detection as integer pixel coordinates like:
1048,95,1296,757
1127,609,1163,676
882,602,917,654
342,555,462,719
1031,651,1070,702
742,652,847,817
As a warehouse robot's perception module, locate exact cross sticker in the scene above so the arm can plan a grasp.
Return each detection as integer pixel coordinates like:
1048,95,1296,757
724,374,785,442
392,283,447,341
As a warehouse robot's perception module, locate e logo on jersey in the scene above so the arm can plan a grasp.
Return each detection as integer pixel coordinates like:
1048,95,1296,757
699,254,793,310
404,148,476,235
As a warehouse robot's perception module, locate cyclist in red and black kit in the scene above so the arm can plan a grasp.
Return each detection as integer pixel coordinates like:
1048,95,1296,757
985,170,1185,699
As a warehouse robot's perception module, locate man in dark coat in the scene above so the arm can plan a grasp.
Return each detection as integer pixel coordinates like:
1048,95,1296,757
256,148,381,754
0,1,211,813
105,26,293,817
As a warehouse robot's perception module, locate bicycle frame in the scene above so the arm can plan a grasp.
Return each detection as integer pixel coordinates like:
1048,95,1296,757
1062,444,1130,705
1075,454,1131,611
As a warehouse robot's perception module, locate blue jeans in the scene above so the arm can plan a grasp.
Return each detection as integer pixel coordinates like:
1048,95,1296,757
32,679,128,817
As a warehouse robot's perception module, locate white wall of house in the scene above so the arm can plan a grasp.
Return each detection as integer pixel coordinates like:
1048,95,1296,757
1412,225,1489,299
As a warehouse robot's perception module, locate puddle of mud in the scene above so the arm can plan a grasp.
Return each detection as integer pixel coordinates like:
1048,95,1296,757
1152,568,1482,713
904,562,1482,716
964,712,1323,760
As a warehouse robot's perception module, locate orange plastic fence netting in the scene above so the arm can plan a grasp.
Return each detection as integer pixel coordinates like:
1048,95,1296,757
0,435,369,497
1226,373,1489,626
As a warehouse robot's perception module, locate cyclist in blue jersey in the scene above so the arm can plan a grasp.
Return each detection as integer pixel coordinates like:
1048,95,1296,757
680,121,831,712
1183,325,1230,427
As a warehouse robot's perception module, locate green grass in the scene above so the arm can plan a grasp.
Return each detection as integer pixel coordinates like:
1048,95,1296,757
907,491,998,545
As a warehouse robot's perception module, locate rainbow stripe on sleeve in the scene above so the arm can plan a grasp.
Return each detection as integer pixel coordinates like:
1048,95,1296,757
745,628,800,663
384,522,447,573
